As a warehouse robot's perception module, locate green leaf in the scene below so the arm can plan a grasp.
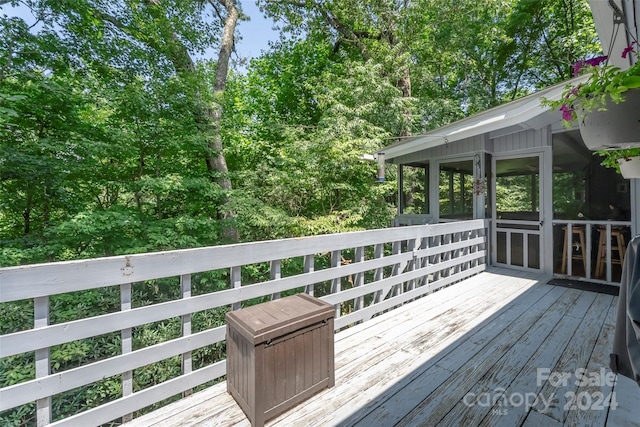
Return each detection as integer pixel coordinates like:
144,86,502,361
622,75,640,89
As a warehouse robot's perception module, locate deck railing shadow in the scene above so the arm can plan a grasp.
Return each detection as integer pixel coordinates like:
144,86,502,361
0,219,488,426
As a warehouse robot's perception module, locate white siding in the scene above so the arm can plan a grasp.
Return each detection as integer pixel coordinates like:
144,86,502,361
492,128,550,154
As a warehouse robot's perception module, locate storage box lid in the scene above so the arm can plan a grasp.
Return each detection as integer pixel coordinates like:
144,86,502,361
226,293,334,345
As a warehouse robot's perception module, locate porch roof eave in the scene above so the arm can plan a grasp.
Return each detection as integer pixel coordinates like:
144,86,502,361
377,75,588,162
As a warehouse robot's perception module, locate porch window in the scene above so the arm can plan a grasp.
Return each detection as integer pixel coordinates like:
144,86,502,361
439,160,473,220
399,163,429,214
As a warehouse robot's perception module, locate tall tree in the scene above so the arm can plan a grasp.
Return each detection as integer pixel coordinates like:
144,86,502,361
258,0,417,137
41,0,241,239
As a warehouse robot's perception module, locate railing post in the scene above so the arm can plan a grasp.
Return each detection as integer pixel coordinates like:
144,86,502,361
586,223,593,279
430,234,441,282
391,240,402,296
452,232,461,275
304,254,314,296
181,274,192,398
406,239,416,292
373,243,385,303
271,260,281,300
354,247,364,311
121,283,133,423
418,237,430,289
566,223,573,277
469,229,478,268
605,223,612,283
331,250,341,318
443,233,452,277
231,266,241,311
34,296,50,426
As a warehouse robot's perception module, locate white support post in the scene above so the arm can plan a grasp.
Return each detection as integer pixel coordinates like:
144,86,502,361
430,235,441,282
430,159,440,223
304,254,314,296
373,243,385,303
354,247,365,311
444,233,452,277
470,229,478,268
34,296,50,427
181,274,192,398
398,165,404,215
566,223,573,277
406,239,416,292
422,237,432,288
391,241,402,296
462,231,470,271
270,260,281,300
231,266,241,311
330,250,341,318
586,223,593,279
121,283,133,423
452,232,462,274
523,233,529,269
605,223,612,283
506,231,512,267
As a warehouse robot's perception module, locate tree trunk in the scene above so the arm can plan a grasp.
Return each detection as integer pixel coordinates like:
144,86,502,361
398,66,412,137
205,0,239,242
99,1,240,241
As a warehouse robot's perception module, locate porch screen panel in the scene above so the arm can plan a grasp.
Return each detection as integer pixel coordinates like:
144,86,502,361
401,164,429,214
439,160,473,220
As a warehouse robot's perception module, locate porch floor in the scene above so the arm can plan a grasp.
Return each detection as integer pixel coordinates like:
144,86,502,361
126,268,640,427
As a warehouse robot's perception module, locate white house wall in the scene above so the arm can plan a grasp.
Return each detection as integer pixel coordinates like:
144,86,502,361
492,128,551,155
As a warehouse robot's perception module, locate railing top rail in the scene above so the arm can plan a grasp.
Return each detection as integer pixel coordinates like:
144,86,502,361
551,219,632,226
0,220,487,302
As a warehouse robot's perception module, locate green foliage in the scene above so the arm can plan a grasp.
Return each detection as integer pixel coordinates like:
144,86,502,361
496,175,539,212
597,147,640,173
0,0,608,423
544,59,640,124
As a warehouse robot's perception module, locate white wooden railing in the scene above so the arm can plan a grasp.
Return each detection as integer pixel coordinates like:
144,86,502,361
553,219,632,282
0,220,488,426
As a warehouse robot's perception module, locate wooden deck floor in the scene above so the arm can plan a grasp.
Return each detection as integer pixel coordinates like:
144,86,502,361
126,268,640,427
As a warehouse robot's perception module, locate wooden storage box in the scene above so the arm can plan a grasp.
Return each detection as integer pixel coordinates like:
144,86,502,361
226,293,335,427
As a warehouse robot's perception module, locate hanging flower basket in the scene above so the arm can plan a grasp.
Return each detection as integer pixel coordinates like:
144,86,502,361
577,88,640,151
617,155,640,179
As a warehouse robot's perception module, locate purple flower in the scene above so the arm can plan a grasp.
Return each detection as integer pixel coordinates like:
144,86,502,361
566,86,580,98
560,104,573,121
622,41,637,58
572,60,584,77
584,55,608,67
573,55,608,76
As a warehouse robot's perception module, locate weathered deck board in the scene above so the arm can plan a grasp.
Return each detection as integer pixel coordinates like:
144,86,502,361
477,293,604,427
352,283,565,427
391,287,588,427
429,289,600,427
125,268,640,427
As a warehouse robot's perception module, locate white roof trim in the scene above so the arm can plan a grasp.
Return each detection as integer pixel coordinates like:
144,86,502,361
378,76,587,160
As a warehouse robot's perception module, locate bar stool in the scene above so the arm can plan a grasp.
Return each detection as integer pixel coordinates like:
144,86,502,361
595,227,626,279
561,226,586,274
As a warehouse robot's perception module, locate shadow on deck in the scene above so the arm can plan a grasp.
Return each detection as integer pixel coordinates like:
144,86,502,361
126,268,640,427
